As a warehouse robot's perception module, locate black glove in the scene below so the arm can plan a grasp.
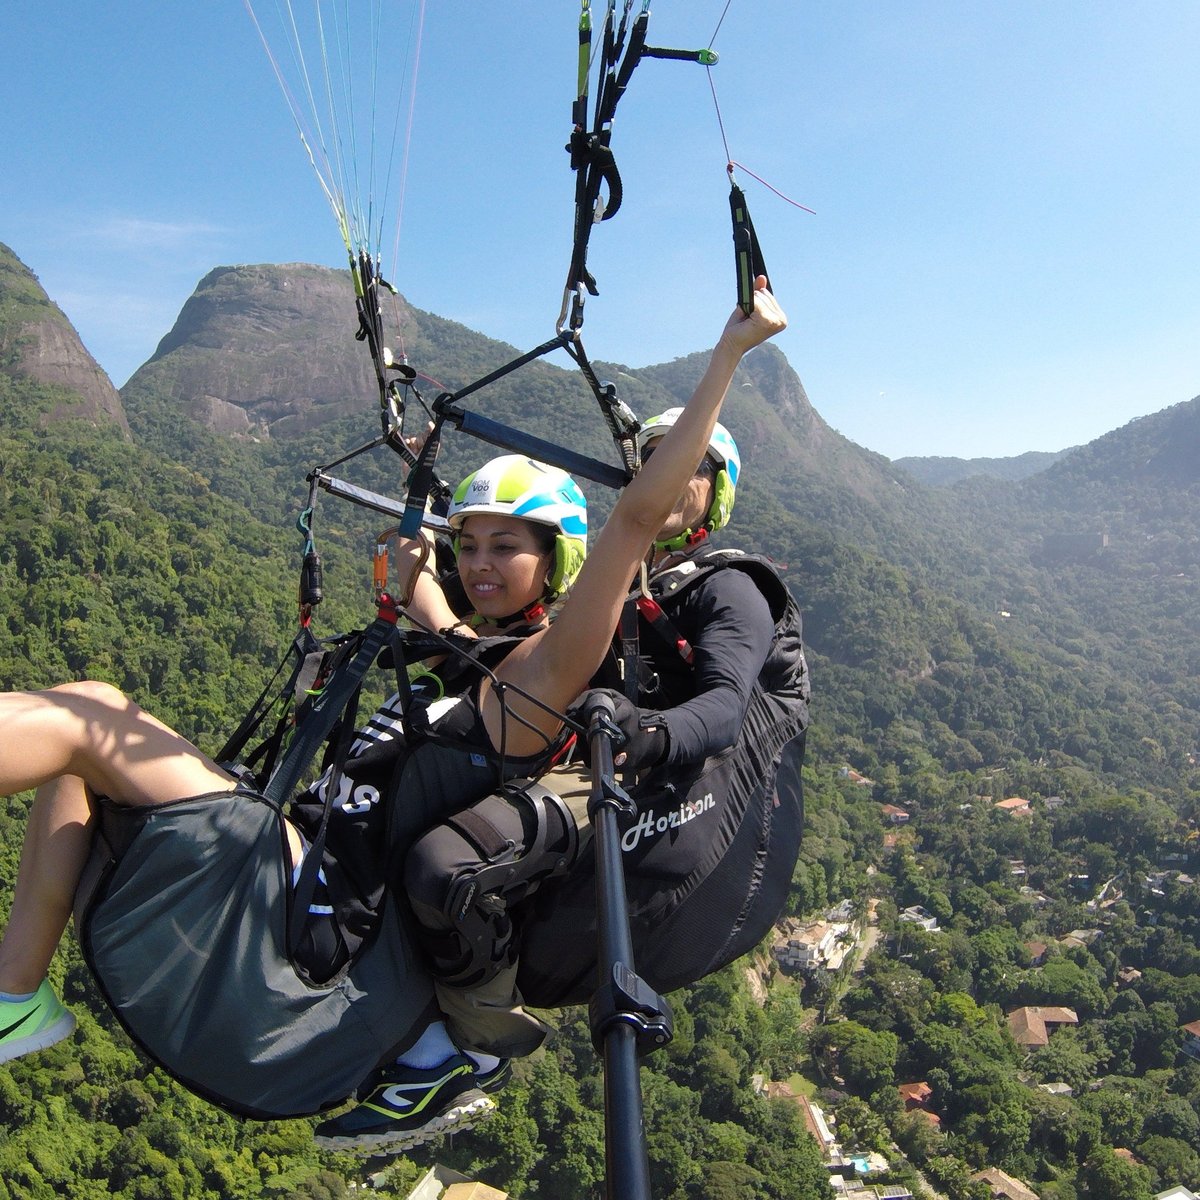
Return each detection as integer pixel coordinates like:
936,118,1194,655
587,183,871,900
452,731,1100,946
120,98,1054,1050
568,688,669,773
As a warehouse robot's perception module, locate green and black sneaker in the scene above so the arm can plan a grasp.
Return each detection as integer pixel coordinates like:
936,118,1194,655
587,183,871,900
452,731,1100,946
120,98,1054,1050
473,1058,512,1094
313,1053,495,1154
0,980,75,1064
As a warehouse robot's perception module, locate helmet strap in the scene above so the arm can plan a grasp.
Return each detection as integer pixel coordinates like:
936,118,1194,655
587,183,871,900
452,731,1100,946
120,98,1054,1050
653,524,711,553
471,601,547,633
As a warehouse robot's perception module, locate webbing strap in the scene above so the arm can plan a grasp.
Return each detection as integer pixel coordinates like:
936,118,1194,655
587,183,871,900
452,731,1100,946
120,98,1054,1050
564,4,643,309
636,594,695,665
264,615,399,804
216,626,322,774
286,679,363,956
397,416,447,538
560,337,639,475
618,595,641,702
353,250,388,393
611,10,648,97
447,806,513,862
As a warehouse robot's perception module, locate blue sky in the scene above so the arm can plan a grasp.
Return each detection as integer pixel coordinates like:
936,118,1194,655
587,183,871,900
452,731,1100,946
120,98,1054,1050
2,3,1198,460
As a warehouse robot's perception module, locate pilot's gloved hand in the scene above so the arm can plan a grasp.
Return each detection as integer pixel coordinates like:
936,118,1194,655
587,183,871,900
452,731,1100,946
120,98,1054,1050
567,688,669,772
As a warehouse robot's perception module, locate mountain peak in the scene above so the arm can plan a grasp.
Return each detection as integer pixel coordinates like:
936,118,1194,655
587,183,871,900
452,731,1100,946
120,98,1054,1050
0,242,129,434
129,262,402,439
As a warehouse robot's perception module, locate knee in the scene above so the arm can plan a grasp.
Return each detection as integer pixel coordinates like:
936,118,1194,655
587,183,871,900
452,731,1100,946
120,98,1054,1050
41,681,139,770
404,827,463,918
47,680,129,709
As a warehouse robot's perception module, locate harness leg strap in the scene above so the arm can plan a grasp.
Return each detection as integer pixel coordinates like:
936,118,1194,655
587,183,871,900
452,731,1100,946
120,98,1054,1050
404,781,580,989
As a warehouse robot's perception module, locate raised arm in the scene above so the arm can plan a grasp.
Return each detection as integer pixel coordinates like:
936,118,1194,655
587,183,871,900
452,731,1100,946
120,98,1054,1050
490,278,786,745
391,535,463,633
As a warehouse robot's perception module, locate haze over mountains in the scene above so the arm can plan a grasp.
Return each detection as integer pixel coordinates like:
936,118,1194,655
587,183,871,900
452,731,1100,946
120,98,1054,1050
895,451,1072,486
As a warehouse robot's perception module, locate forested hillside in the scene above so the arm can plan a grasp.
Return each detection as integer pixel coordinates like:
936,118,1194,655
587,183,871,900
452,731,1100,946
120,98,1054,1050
2,248,1199,1199
0,359,836,1200
124,262,1200,802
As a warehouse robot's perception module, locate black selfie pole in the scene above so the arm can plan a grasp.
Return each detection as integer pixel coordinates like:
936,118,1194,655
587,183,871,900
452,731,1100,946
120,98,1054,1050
584,692,674,1200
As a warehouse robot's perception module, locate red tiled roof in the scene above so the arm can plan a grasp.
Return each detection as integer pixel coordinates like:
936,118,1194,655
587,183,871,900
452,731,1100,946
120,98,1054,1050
898,1081,932,1105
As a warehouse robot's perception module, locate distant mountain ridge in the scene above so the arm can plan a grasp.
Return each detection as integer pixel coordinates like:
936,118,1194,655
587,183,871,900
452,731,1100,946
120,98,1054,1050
896,449,1071,485
131,263,398,438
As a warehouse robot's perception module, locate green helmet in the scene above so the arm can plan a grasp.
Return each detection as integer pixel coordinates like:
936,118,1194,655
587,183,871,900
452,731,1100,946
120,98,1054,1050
638,409,741,550
449,455,588,599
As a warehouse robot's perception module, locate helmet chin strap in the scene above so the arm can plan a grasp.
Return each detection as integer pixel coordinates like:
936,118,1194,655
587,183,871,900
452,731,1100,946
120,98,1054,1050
653,524,712,554
472,600,548,632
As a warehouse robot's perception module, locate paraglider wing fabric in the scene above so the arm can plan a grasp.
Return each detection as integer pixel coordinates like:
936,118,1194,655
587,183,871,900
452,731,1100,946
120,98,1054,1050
75,791,435,1120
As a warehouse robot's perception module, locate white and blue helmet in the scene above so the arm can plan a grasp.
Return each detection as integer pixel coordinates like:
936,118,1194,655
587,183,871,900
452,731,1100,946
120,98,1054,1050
448,455,587,599
637,408,741,548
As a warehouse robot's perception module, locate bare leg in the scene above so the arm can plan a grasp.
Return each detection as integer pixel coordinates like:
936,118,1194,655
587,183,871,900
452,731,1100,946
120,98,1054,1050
0,681,236,805
0,776,94,993
0,681,247,992
0,683,305,983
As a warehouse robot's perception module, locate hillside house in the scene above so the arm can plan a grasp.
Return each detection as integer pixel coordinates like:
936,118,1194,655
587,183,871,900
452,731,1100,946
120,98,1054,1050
971,1166,1040,1200
880,804,910,824
995,796,1032,816
1115,966,1143,988
405,1169,509,1200
897,1080,941,1127
762,1082,838,1159
772,918,852,973
800,1093,837,1158
1038,1082,1073,1097
839,766,875,786
899,906,940,932
1007,1006,1079,1050
897,1081,932,1108
1180,1020,1200,1062
1025,941,1049,966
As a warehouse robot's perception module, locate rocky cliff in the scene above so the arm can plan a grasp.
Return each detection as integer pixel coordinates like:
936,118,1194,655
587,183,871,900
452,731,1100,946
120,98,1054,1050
0,242,129,434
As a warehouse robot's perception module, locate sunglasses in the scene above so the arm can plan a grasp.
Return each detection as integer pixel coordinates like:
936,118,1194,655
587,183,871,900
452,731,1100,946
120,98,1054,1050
641,446,718,478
